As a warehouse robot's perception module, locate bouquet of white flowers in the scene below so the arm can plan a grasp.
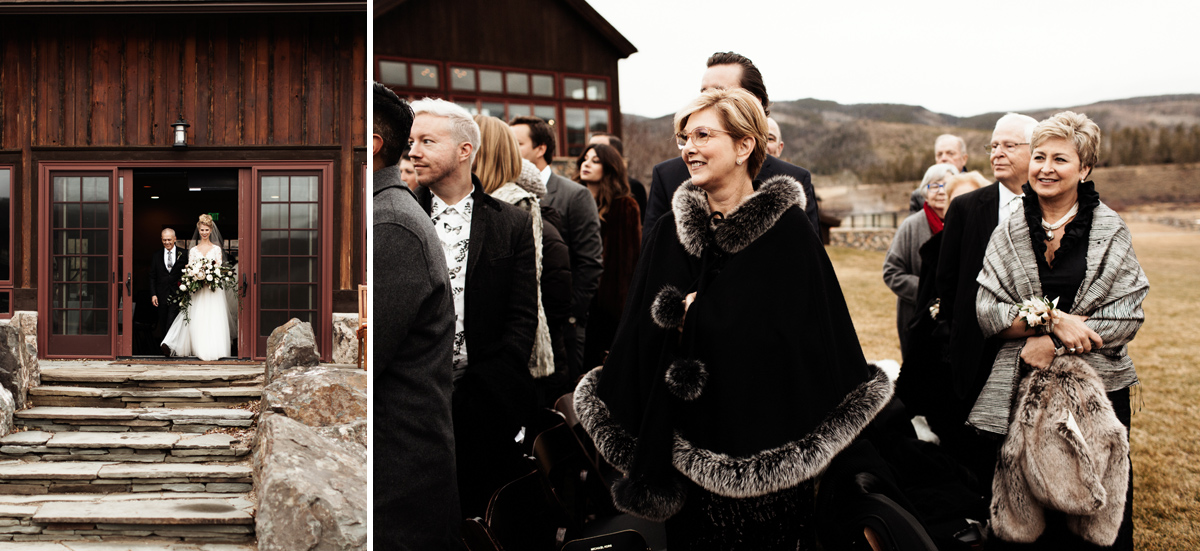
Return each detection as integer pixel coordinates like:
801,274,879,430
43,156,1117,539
169,256,238,321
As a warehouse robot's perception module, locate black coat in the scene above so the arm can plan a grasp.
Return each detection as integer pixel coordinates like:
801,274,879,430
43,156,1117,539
935,182,1002,403
417,176,539,518
149,245,188,334
540,205,573,382
372,166,461,550
641,155,819,248
575,176,893,526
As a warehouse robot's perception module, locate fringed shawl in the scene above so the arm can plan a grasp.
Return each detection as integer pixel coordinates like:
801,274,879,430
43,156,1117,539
971,200,1148,434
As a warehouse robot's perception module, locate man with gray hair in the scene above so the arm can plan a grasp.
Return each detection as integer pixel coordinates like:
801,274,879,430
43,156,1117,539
935,112,1038,487
409,98,539,520
911,133,970,212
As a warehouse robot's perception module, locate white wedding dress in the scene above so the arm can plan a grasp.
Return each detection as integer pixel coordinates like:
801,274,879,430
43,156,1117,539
160,246,232,361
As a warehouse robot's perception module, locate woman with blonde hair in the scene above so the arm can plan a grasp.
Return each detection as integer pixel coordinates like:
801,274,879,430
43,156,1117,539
472,114,561,385
574,88,893,548
160,213,232,361
976,111,1144,549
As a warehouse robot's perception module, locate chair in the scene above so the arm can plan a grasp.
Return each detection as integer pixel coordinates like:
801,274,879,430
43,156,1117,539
561,530,650,551
533,422,612,527
471,470,574,551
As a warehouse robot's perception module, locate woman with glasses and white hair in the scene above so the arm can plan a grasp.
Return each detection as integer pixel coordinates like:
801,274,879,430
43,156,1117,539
884,163,958,360
574,88,894,548
975,111,1145,550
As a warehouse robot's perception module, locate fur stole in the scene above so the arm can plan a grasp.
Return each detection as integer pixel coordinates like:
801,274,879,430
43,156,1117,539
991,355,1129,546
672,175,807,258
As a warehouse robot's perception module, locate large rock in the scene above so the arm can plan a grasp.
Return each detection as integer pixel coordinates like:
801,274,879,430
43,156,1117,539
331,313,360,366
0,311,39,409
260,365,367,447
254,413,366,551
265,318,320,383
0,386,13,436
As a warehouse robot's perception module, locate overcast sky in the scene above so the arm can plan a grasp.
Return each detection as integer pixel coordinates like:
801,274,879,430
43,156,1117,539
588,0,1200,119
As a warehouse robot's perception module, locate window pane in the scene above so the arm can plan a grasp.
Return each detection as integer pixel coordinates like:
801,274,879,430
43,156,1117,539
532,74,554,97
261,204,287,229
506,72,528,95
81,230,108,255
587,79,608,101
589,109,609,132
290,204,318,229
378,60,408,86
262,176,287,202
481,102,505,118
564,77,584,100
455,102,479,116
412,63,439,89
261,284,288,310
0,292,9,315
82,176,108,201
260,310,289,338
291,176,318,202
290,231,318,256
290,284,316,310
262,257,288,283
290,258,317,283
450,66,476,91
54,176,77,202
534,105,556,124
81,203,109,228
85,283,108,309
479,70,503,93
507,104,531,118
565,107,586,157
261,230,288,255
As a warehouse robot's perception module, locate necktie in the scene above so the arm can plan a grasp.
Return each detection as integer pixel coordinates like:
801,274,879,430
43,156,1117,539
167,250,174,271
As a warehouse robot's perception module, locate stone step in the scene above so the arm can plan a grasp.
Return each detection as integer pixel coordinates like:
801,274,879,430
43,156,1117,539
0,541,256,550
0,461,253,494
0,493,254,543
39,362,264,389
16,407,255,433
30,386,261,409
0,432,250,463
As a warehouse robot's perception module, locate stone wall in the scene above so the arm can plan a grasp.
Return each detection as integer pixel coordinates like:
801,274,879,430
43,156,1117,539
0,312,39,436
331,313,360,366
828,227,898,252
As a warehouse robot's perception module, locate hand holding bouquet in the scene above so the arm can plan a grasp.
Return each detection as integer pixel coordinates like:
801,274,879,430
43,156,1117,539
169,256,238,320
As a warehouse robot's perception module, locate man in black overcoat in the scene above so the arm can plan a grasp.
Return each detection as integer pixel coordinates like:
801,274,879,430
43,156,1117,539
371,83,462,550
411,98,539,520
641,52,819,246
935,112,1038,487
149,228,187,347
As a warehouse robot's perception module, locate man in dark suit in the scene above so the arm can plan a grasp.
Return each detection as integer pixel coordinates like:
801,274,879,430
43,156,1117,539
149,228,187,347
372,83,462,550
510,115,603,379
935,112,1038,485
413,99,539,520
642,52,819,246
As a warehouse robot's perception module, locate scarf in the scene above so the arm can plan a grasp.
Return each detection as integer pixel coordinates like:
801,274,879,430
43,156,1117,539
922,202,944,234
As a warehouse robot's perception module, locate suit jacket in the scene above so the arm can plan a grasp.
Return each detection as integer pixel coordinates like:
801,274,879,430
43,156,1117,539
150,246,188,301
542,172,604,323
935,181,1001,402
372,165,461,550
416,176,539,427
641,155,819,248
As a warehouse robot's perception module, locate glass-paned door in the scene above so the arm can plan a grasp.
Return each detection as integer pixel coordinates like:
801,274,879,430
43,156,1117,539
48,172,115,356
256,172,320,356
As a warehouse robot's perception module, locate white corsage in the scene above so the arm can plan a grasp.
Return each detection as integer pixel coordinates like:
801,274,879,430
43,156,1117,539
929,298,941,320
1018,296,1059,334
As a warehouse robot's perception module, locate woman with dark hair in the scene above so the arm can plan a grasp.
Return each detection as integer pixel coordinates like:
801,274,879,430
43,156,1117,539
976,111,1145,550
574,142,640,369
574,89,893,549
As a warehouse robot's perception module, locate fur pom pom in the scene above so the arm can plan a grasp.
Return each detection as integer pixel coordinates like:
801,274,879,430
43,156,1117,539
651,285,688,330
665,358,708,401
611,473,687,521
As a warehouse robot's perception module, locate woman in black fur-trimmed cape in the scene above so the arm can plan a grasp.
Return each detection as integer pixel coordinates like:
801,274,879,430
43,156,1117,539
574,88,894,550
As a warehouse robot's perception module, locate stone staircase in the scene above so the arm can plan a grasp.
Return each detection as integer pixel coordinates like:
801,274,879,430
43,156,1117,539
0,361,263,550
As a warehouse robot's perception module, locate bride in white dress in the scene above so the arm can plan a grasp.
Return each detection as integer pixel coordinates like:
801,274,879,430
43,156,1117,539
161,214,231,361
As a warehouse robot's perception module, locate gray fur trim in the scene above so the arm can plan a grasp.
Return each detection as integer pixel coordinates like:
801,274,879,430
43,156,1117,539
611,473,687,521
671,175,806,258
665,358,708,401
672,362,894,498
650,285,687,330
573,367,635,472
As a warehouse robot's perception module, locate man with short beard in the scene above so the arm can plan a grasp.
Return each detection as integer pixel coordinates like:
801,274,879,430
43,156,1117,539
935,112,1038,486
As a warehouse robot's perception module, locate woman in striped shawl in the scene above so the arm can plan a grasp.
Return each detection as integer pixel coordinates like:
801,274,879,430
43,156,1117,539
974,111,1147,550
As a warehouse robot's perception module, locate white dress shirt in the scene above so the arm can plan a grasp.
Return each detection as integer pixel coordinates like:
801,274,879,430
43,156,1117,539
998,183,1025,221
539,165,552,187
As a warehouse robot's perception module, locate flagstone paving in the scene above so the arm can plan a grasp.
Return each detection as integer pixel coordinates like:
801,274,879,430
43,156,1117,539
0,361,262,546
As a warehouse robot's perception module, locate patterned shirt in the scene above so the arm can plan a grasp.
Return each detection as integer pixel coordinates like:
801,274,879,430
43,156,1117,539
430,193,474,378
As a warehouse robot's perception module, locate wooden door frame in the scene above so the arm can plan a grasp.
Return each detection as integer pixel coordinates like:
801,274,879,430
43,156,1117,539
38,160,334,361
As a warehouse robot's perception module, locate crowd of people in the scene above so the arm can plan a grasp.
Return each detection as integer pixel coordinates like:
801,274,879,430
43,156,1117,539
374,50,1147,551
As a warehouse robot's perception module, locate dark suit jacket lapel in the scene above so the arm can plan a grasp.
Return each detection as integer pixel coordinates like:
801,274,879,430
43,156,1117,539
982,182,1001,228
465,184,489,284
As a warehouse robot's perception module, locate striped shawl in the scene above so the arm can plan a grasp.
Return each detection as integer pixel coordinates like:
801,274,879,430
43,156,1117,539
971,201,1148,434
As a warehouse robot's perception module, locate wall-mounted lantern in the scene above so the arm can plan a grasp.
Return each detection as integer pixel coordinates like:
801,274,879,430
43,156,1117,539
171,116,190,148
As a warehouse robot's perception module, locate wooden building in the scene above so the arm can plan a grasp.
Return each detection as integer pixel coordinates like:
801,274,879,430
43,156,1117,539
0,0,367,361
374,0,636,158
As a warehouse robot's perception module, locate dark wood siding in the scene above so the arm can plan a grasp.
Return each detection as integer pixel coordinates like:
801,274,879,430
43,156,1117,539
375,0,624,136
0,12,367,309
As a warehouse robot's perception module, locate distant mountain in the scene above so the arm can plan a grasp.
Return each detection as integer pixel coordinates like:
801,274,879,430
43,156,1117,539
621,94,1200,184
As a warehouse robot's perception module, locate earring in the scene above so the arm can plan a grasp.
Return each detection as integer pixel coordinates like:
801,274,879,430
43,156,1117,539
737,159,743,165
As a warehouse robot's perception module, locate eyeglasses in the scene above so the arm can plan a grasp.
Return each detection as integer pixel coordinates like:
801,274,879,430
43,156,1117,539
676,127,731,149
925,182,947,192
985,142,1030,155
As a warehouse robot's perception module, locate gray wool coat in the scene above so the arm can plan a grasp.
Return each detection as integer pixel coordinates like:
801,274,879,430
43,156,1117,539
882,211,933,358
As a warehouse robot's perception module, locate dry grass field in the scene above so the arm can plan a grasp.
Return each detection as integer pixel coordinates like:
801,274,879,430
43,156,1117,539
826,221,1200,549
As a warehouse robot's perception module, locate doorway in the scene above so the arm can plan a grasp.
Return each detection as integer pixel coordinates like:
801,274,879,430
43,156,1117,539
130,168,240,358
